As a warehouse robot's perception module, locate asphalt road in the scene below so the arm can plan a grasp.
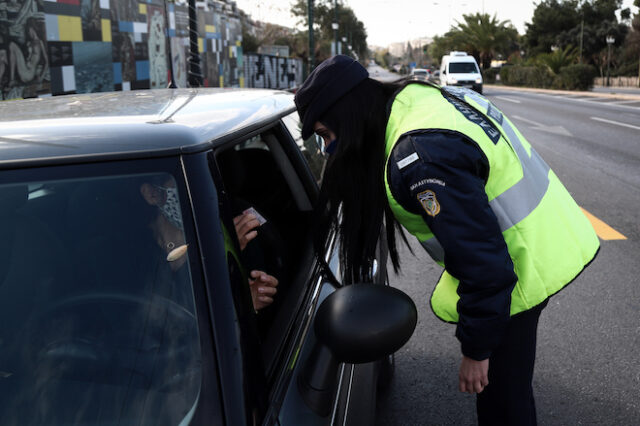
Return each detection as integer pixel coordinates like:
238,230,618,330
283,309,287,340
373,72,640,425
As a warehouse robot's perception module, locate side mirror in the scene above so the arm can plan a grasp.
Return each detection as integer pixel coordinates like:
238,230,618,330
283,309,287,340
315,283,417,363
298,284,417,416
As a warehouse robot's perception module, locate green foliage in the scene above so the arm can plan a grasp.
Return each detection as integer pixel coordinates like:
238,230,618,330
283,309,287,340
554,64,597,90
291,0,368,63
535,45,578,74
429,13,519,69
524,0,628,65
499,66,555,88
483,68,500,84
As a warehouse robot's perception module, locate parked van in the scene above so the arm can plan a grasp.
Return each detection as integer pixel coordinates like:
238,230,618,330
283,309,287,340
439,51,483,94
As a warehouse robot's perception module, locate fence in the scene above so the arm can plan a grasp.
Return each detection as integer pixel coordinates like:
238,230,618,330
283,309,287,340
0,0,302,100
594,76,640,87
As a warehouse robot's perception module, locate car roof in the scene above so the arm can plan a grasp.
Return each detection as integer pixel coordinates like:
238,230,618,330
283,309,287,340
0,88,296,169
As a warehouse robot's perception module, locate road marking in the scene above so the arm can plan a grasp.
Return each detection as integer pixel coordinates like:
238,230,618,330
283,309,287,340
512,115,573,137
590,116,640,131
530,92,640,111
610,99,640,105
581,208,627,240
495,96,521,104
513,115,542,126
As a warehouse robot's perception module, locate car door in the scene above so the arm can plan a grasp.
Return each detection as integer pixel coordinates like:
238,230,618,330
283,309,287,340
207,112,387,425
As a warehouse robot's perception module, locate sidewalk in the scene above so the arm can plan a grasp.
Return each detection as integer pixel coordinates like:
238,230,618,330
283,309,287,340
485,84,640,101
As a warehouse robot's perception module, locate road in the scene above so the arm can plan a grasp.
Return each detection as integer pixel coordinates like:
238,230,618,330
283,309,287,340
371,67,640,425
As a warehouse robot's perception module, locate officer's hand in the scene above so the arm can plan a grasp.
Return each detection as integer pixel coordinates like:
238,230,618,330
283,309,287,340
459,356,489,394
233,213,260,251
249,270,278,311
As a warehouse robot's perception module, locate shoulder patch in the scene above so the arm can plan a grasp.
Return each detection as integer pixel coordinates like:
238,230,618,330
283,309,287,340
397,152,419,169
417,190,440,217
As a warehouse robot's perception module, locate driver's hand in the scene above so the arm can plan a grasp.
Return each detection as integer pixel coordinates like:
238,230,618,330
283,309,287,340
249,270,278,311
233,213,260,251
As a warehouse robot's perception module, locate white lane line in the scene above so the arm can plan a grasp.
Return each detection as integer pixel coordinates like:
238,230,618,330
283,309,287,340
530,92,640,110
494,96,521,103
512,115,542,126
610,99,640,105
591,116,640,130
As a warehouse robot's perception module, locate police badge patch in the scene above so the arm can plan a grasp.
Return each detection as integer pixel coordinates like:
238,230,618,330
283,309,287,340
417,190,440,217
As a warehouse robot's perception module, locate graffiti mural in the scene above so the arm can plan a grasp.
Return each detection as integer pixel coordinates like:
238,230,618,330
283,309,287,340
244,54,303,90
147,3,167,89
0,0,49,100
0,0,302,100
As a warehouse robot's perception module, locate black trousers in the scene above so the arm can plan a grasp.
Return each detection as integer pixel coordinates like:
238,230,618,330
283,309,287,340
476,300,548,426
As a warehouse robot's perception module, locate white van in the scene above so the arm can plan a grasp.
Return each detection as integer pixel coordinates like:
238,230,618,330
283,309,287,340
439,51,483,94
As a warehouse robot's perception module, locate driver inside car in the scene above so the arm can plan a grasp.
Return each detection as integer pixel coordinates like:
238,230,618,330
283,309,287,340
139,177,279,311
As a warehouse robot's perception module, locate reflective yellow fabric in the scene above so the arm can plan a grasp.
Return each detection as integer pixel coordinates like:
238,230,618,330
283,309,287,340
384,84,599,323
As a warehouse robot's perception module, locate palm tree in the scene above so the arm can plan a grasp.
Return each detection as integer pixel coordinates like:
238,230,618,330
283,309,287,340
536,45,578,74
450,13,518,69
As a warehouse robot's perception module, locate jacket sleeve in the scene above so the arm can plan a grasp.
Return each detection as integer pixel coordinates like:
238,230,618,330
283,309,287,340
387,130,518,361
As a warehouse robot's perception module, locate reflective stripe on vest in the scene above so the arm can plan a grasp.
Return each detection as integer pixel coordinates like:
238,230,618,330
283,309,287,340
443,87,551,232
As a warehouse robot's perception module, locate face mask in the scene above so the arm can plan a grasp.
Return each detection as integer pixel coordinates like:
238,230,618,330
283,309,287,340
155,185,183,229
325,138,338,155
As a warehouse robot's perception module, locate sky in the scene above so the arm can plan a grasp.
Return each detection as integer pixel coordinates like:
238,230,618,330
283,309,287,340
234,0,639,48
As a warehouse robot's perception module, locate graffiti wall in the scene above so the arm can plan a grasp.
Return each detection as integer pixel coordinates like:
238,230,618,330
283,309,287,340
0,0,249,100
243,53,303,90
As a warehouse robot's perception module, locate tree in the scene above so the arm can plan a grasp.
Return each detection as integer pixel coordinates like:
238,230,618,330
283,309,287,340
291,0,368,63
428,13,518,69
524,0,628,64
535,45,579,74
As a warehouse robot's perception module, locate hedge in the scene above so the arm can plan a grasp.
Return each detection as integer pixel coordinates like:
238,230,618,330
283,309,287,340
483,68,500,84
498,64,596,91
554,64,597,91
499,66,555,88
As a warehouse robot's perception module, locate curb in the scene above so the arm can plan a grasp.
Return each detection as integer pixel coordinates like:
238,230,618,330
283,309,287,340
484,84,640,101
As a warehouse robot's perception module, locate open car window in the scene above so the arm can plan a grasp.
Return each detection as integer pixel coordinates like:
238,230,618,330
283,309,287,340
212,124,324,378
0,171,202,425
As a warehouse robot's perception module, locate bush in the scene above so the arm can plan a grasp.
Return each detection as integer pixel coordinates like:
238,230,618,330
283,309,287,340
499,66,555,88
554,64,597,91
483,68,500,84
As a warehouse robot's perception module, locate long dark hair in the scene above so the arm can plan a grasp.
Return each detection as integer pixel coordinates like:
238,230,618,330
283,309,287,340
314,77,410,284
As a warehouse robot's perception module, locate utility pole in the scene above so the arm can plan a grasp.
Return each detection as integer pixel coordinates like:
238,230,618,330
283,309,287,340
187,0,203,87
332,0,339,56
308,0,314,74
579,18,584,64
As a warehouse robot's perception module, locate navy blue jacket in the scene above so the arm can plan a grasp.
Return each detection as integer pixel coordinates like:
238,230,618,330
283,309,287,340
387,130,518,361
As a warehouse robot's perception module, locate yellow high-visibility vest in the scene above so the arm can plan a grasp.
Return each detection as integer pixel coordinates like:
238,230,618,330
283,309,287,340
384,83,599,323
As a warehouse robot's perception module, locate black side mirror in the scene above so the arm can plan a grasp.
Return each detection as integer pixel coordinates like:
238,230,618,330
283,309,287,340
298,284,417,416
315,283,417,363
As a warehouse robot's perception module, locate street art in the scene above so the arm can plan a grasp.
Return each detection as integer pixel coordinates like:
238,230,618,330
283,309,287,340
244,54,303,90
147,4,167,89
0,0,49,100
0,0,302,100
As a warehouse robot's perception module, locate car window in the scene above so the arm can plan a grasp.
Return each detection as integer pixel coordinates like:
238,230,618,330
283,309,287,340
281,111,327,185
449,62,479,74
0,172,202,425
213,127,321,374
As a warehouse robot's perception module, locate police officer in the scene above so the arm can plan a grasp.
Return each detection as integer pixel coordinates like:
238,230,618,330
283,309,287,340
294,55,599,425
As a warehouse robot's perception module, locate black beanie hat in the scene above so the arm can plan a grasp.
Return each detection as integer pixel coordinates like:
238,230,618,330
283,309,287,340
294,55,369,140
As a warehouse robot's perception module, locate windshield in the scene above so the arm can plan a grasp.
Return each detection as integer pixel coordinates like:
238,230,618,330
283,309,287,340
449,62,479,74
0,172,201,425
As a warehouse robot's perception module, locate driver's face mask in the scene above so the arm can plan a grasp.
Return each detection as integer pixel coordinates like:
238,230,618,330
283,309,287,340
155,185,184,230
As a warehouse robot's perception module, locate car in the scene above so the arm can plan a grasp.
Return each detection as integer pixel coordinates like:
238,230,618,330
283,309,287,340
0,89,417,425
439,51,483,94
410,68,431,80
